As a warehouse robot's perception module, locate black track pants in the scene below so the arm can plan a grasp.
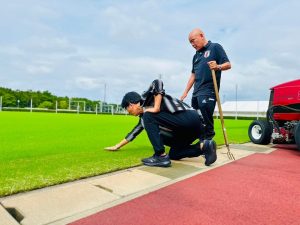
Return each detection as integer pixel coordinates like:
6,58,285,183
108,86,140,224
192,95,216,139
142,110,205,156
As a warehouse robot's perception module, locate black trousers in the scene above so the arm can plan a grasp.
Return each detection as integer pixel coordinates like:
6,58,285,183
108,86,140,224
142,110,205,158
192,95,216,139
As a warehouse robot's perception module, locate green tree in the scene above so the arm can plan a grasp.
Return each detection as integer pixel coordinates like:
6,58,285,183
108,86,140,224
38,101,53,109
59,100,68,109
3,93,16,107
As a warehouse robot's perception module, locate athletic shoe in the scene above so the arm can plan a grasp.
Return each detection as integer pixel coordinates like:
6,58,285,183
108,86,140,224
203,139,217,166
142,154,171,167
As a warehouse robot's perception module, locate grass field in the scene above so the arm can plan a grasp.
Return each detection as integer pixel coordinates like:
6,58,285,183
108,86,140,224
0,111,252,196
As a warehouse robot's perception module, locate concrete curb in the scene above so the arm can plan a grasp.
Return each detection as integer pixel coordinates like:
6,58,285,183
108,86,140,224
0,143,275,225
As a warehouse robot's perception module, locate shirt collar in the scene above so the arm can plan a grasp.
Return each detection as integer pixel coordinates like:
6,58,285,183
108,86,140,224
197,40,211,52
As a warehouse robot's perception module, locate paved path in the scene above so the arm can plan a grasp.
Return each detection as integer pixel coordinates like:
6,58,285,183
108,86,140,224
0,143,289,225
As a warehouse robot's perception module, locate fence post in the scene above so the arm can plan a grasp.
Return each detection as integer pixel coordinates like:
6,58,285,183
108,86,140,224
30,99,33,112
69,98,71,111
235,102,238,120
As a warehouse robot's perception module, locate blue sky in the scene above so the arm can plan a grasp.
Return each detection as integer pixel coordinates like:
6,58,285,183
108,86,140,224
0,0,299,103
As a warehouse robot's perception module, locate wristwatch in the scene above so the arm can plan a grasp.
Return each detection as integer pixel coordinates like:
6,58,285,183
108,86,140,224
217,65,222,71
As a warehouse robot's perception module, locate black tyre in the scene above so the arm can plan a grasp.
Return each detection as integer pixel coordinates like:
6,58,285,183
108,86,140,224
295,123,300,151
248,120,272,145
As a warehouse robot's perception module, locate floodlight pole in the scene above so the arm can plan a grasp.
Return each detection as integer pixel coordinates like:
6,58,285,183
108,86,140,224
0,96,2,111
103,83,107,103
30,99,33,112
56,101,58,114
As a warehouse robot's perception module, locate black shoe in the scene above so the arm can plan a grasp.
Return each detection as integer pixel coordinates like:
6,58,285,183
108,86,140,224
142,154,171,167
203,140,217,166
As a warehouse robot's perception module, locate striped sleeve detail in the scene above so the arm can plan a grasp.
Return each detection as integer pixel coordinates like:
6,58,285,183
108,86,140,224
163,95,176,113
125,119,144,141
153,79,165,95
163,95,193,113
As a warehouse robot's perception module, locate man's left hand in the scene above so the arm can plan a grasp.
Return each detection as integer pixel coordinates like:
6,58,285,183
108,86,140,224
207,61,218,70
104,145,120,151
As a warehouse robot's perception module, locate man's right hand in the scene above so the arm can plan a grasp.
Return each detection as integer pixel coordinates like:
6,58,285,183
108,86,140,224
180,93,187,101
104,145,120,151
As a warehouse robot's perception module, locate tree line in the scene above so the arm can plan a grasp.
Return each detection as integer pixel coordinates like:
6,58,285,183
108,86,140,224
0,87,103,111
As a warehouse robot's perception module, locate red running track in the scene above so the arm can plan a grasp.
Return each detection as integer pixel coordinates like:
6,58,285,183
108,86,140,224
71,148,300,225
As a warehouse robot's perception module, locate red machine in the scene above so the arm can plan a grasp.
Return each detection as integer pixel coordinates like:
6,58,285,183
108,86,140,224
248,79,300,150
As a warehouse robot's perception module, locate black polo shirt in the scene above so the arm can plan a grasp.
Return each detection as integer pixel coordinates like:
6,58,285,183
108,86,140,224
191,41,230,97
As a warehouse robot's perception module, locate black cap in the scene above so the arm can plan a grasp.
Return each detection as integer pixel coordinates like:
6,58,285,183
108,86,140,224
121,92,142,108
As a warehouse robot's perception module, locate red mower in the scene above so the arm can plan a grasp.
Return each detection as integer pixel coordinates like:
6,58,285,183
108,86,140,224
248,79,300,150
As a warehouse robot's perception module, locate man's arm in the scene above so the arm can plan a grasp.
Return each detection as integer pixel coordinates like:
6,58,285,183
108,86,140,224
105,119,144,151
207,61,231,71
208,43,231,71
105,139,129,151
144,94,162,113
180,73,195,101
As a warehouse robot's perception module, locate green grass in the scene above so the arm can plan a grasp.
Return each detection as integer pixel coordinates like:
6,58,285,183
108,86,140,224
0,112,251,196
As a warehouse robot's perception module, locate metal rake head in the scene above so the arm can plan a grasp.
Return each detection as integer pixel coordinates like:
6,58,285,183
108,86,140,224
226,146,235,160
227,151,235,160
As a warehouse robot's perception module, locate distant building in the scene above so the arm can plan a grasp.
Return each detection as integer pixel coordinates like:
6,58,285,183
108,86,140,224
214,101,269,118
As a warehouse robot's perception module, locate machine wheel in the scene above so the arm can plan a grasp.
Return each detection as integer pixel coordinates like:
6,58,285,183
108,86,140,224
295,123,300,151
248,120,272,145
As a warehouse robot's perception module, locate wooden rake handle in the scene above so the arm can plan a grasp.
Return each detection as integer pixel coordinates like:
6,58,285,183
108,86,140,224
211,70,235,160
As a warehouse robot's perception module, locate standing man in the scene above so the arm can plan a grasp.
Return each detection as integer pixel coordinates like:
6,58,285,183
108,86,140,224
181,28,231,140
105,79,217,168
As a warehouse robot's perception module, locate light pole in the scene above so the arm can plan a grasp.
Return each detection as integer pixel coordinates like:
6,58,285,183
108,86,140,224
103,83,107,103
17,99,20,108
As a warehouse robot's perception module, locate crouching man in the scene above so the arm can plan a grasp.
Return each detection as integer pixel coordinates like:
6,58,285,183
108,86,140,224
105,79,217,167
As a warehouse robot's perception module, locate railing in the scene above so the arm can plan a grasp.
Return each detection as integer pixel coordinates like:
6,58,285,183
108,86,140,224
0,105,127,115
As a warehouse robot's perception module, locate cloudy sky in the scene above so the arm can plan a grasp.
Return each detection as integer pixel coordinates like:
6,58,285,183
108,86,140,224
0,0,299,104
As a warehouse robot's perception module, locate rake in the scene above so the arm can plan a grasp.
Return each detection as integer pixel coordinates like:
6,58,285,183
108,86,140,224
211,69,235,160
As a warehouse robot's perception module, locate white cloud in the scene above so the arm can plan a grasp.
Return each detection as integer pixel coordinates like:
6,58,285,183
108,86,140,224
0,46,24,56
99,5,161,39
26,64,53,75
74,77,104,90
